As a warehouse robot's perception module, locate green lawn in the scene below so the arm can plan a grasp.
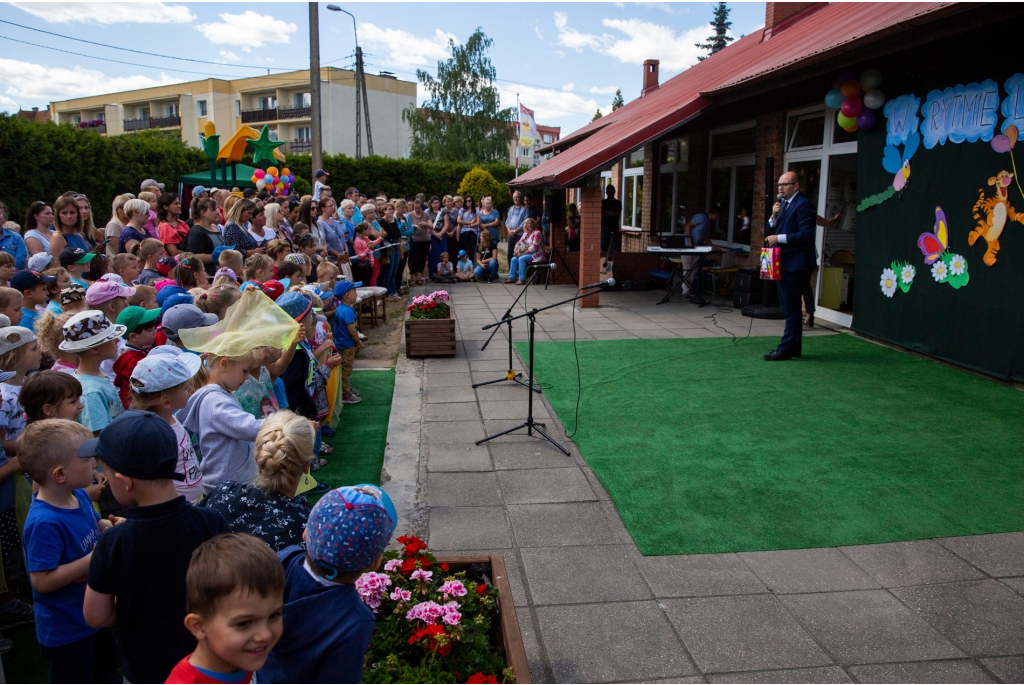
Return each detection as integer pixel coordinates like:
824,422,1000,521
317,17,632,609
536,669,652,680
519,335,1024,556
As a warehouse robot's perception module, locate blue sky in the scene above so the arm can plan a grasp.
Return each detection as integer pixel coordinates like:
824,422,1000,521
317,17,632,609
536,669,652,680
0,1,766,135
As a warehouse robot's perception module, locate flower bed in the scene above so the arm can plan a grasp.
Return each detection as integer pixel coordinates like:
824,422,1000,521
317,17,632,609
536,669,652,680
405,291,456,357
358,535,529,684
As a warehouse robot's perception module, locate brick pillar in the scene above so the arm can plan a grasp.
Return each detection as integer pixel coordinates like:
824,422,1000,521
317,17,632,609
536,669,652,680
579,184,602,307
752,112,785,256
641,142,655,248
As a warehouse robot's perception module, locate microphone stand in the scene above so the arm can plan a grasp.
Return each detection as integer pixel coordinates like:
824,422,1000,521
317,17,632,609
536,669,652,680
472,266,547,393
475,284,606,455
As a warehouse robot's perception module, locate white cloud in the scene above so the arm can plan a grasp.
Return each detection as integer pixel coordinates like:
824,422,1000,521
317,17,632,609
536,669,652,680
195,11,297,48
0,58,181,101
500,83,601,121
359,23,455,67
589,85,619,95
10,2,194,24
0,94,19,114
554,13,719,72
562,82,574,92
219,51,240,62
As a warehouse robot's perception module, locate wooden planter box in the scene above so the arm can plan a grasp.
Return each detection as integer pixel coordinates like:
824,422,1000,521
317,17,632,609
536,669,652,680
405,315,456,357
437,554,531,683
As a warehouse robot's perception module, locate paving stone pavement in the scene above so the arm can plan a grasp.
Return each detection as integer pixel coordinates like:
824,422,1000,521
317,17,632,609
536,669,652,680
382,282,1024,684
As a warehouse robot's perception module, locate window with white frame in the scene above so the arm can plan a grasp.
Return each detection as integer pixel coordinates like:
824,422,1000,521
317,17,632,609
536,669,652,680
165,103,178,117
259,96,276,110
268,128,279,141
542,133,552,144
295,126,311,140
621,148,644,229
197,100,207,117
657,136,689,233
520,147,531,157
707,123,755,246
294,92,311,108
235,100,241,116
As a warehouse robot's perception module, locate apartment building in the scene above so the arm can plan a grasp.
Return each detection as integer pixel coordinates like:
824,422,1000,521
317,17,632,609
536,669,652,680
48,67,416,158
511,124,561,169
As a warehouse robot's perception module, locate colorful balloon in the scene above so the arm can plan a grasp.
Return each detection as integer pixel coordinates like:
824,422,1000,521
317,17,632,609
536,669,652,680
281,168,291,177
837,112,857,129
843,124,859,133
267,166,279,177
859,68,882,92
256,179,267,190
1006,125,1019,148
840,79,861,98
254,168,266,179
991,135,1011,153
840,96,863,118
855,108,876,129
863,89,885,110
824,88,844,110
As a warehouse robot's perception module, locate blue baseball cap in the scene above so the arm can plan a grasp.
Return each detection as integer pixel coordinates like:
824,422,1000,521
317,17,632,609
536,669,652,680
333,280,362,298
276,291,313,322
306,485,397,576
156,285,188,308
211,245,237,264
458,249,467,258
79,410,182,481
160,293,194,315
11,270,56,292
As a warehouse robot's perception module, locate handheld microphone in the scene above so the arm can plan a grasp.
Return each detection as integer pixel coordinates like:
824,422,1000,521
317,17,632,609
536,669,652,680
581,277,615,289
527,263,555,270
777,192,785,200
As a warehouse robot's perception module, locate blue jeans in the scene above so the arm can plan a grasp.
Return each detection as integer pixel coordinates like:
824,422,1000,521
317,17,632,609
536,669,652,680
314,426,322,456
383,252,400,295
474,260,498,280
509,255,534,281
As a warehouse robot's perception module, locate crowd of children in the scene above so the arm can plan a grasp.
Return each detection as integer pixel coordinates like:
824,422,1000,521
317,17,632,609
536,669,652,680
0,230,404,683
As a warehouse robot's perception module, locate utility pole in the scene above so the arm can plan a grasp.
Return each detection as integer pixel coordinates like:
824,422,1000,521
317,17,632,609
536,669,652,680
354,47,362,158
327,4,372,158
357,46,373,156
308,2,323,177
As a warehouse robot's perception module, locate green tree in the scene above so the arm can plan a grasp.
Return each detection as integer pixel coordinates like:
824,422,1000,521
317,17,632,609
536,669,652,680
611,89,624,110
696,2,734,61
403,28,516,164
457,167,505,206
591,109,603,122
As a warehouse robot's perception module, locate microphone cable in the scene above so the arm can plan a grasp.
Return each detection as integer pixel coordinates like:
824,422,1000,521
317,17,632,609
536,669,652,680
565,284,585,439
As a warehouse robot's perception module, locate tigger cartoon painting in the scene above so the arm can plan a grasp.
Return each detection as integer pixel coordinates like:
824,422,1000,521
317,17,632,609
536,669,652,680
968,170,1024,266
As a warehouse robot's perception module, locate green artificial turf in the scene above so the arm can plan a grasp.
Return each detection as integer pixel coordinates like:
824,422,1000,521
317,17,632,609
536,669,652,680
317,369,396,491
517,334,1024,556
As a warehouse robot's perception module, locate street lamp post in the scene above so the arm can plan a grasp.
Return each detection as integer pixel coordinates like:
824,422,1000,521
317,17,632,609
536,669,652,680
327,4,372,158
308,2,322,178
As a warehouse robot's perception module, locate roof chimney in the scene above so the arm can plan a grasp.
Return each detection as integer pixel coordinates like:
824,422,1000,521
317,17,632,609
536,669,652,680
642,59,660,96
31,107,38,111
763,3,822,39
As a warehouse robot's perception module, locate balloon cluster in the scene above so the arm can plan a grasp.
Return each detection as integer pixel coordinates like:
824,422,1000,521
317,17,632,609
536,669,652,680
824,68,884,132
251,167,294,196
991,125,1018,153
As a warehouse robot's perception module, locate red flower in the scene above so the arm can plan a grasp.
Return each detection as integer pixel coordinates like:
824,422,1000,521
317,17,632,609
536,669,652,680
441,563,449,572
401,558,417,574
466,673,498,684
418,556,431,568
409,624,451,657
476,584,487,596
398,534,428,557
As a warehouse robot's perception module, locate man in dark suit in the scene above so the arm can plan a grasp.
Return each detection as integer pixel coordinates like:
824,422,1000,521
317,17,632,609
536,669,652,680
764,171,816,361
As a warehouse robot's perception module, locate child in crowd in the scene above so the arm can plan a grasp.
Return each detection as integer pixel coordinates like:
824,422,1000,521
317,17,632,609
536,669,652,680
20,370,83,422
435,252,456,283
85,280,135,381
35,311,78,374
455,249,474,281
129,348,204,501
211,268,238,288
82,410,229,684
112,305,160,409
11,269,56,331
61,311,124,435
84,253,111,285
19,419,120,683
217,249,245,282
111,253,141,286
168,533,285,684
353,222,380,287
275,260,304,286
0,287,22,326
161,304,216,352
182,349,265,495
59,283,87,315
195,285,242,321
128,284,157,310
0,326,42,458
0,252,14,287
277,293,340,456
27,253,53,273
174,255,209,290
137,238,167,286
58,248,95,288
243,254,274,283
332,281,363,404
41,267,70,314
260,485,396,683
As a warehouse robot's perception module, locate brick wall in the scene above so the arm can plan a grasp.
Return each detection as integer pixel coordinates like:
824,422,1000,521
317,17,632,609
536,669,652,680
765,2,817,29
752,111,785,262
578,184,602,306
549,251,667,287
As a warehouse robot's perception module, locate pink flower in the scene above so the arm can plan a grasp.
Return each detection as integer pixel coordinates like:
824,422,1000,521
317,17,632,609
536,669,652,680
390,588,412,602
439,580,467,597
384,559,402,572
354,572,392,613
442,609,462,625
406,600,445,623
410,569,433,582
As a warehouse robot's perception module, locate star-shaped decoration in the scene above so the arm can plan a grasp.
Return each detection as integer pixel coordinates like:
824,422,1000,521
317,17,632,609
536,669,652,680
245,125,286,166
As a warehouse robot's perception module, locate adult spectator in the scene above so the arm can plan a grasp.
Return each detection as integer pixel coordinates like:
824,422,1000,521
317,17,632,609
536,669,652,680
118,199,151,254
222,198,264,258
50,195,90,254
458,195,480,262
343,187,363,224
505,190,527,259
764,171,816,362
213,188,231,223
200,410,314,552
377,203,402,300
429,196,451,278
75,194,103,245
479,196,500,245
157,192,190,257
408,199,432,285
474,229,499,283
679,204,721,297
446,195,463,258
23,201,55,256
338,200,357,245
297,199,321,249
394,199,412,291
317,198,346,260
565,203,581,253
312,169,330,201
248,205,274,246
506,218,546,285
0,201,27,269
105,195,131,259
186,198,225,277
601,185,623,257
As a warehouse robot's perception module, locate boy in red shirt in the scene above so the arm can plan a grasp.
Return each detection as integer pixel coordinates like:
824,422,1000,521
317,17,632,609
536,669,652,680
165,533,284,683
112,306,160,409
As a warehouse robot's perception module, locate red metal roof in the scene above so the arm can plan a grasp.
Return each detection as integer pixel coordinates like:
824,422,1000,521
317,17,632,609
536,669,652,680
511,2,958,189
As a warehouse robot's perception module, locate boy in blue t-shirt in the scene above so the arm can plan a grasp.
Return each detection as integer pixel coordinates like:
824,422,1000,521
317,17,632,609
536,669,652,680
18,418,120,683
332,281,363,404
259,485,396,684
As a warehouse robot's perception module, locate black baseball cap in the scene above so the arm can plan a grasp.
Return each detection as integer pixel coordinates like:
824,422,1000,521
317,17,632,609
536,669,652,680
59,247,97,269
10,270,56,292
78,410,183,481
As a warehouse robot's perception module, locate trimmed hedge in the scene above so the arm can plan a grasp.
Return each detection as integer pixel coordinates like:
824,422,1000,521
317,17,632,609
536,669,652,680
0,115,205,225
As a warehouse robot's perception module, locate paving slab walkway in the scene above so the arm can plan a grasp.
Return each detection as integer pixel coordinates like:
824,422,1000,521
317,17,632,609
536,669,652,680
381,282,1024,684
